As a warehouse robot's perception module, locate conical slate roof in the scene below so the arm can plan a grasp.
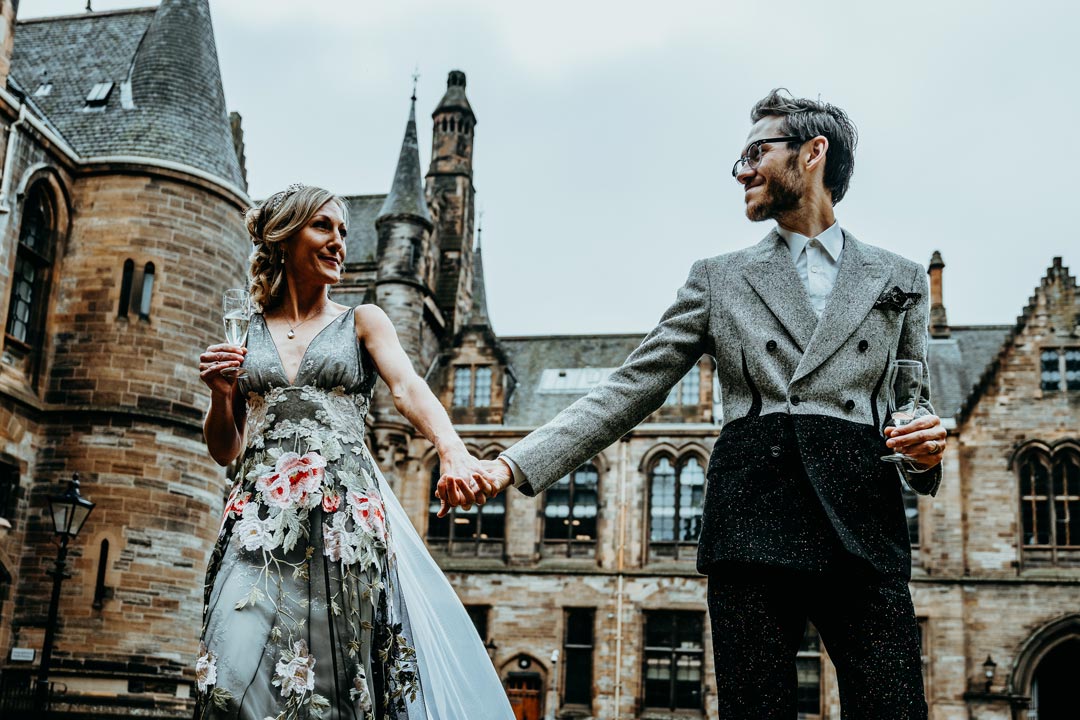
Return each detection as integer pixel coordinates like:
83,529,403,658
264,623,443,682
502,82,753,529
378,97,431,223
11,0,245,191
432,70,474,119
462,242,492,329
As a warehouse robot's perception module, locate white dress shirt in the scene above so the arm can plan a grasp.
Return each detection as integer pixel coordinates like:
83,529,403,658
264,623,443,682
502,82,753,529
776,221,844,317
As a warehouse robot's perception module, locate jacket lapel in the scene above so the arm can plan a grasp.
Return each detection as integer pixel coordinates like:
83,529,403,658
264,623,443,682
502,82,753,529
743,230,818,352
792,231,889,383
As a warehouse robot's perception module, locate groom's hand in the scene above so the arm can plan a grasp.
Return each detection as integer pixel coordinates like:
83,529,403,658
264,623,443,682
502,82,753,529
480,458,514,494
884,413,946,469
434,458,514,518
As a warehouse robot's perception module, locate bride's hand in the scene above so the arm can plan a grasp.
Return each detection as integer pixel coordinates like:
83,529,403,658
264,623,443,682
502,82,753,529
435,448,500,518
199,343,246,395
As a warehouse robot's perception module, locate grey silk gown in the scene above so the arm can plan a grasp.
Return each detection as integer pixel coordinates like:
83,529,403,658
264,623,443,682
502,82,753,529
194,309,427,720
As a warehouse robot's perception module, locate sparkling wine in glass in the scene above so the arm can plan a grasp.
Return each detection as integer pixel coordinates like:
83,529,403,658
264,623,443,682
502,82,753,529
221,289,250,379
881,359,925,463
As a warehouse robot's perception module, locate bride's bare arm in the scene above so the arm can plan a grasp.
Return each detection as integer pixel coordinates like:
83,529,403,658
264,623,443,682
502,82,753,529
356,305,495,512
200,343,247,466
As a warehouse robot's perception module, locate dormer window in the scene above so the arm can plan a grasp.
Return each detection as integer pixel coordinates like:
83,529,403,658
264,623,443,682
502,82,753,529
452,365,492,408
34,83,52,97
86,82,114,108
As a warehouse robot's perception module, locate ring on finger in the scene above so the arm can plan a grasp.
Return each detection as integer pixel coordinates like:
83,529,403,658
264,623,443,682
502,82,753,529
929,440,944,455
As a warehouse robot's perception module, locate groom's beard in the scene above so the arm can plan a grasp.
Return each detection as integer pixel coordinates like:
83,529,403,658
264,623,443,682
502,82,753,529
746,155,803,222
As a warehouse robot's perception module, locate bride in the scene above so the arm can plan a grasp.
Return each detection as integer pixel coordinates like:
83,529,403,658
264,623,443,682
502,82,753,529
195,184,512,719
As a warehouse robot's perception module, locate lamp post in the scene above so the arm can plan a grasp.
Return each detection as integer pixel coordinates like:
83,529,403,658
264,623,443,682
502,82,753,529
34,474,95,714
982,654,997,693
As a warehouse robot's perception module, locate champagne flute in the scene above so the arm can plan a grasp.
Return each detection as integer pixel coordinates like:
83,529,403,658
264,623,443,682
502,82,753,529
881,359,925,463
221,289,250,379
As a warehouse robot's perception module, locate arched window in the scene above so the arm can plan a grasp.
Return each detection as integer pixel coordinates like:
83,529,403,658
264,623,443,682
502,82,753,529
1019,446,1080,566
542,463,598,557
426,464,505,557
138,262,155,319
117,259,135,318
5,183,56,347
648,456,705,561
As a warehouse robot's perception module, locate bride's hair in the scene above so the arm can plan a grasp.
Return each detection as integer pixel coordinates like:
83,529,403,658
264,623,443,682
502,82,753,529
245,185,349,310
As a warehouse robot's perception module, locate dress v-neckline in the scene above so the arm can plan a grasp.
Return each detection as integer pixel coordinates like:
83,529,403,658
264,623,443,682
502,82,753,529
262,309,352,386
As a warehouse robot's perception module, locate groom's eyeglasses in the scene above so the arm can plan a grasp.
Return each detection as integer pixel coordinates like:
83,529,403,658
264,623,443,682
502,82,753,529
731,136,802,177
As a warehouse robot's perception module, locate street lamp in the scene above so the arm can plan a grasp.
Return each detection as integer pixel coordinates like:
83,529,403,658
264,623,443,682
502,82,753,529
982,654,997,693
34,474,95,714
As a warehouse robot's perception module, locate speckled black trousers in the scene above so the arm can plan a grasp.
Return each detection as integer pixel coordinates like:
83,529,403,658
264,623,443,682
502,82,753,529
707,559,927,720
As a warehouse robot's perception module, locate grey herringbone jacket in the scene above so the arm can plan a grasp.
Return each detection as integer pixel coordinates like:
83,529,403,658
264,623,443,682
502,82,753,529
503,229,940,578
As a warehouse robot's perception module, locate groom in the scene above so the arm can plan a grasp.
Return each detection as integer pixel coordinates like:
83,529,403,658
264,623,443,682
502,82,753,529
443,89,946,718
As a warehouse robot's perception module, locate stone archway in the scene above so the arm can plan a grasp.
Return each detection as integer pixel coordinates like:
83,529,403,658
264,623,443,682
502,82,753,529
1010,614,1080,719
500,654,547,720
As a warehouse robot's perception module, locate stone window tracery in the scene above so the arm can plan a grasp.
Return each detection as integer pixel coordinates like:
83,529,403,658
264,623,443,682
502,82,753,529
542,463,598,557
648,455,705,561
1019,444,1080,565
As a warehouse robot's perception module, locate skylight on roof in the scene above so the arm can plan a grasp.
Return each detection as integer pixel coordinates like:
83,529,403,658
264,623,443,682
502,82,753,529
537,368,618,394
86,82,114,106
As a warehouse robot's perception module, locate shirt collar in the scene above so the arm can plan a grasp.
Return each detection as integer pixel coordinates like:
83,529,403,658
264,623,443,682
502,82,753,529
776,220,844,263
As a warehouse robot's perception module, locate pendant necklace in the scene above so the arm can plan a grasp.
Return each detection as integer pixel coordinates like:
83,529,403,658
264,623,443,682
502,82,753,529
284,304,326,340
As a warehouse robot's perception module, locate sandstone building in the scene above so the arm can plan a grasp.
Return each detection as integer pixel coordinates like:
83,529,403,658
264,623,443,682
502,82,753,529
0,3,1076,720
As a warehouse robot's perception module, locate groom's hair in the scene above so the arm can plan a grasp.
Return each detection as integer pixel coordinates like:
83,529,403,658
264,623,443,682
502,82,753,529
751,88,858,205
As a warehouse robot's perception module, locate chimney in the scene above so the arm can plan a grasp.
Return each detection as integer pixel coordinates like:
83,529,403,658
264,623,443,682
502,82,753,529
928,251,950,338
0,1,17,87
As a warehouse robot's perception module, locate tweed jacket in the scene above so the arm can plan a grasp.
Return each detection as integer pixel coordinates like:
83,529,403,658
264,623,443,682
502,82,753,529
503,229,941,579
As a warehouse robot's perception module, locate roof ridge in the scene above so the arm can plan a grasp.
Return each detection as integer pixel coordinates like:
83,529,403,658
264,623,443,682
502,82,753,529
501,333,648,341
18,6,158,24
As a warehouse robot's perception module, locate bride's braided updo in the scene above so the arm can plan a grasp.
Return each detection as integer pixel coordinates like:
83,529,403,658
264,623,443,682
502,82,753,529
244,184,348,311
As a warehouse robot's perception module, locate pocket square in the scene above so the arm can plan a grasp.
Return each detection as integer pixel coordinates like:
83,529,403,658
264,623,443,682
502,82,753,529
874,286,921,312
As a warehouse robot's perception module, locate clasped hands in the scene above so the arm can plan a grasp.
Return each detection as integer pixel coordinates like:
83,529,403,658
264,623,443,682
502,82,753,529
435,452,515,518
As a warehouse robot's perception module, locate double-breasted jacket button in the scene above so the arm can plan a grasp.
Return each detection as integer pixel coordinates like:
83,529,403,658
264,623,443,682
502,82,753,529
766,339,778,352
770,446,782,458
845,399,856,411
790,395,801,406
858,339,869,353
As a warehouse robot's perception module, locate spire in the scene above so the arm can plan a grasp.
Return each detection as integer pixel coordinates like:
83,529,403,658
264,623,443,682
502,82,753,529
463,240,492,329
378,93,432,223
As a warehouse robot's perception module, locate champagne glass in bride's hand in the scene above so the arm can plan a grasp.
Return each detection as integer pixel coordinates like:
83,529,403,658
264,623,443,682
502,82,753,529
881,359,926,464
221,289,250,379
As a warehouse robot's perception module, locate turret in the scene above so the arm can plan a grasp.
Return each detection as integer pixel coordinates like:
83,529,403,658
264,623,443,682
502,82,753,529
375,92,436,361
429,70,475,177
426,70,478,335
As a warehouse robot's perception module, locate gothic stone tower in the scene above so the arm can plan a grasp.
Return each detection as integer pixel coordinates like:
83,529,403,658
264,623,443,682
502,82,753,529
370,72,481,485
0,2,249,714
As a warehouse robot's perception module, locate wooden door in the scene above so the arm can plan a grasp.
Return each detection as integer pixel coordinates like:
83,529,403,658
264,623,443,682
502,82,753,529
506,675,542,720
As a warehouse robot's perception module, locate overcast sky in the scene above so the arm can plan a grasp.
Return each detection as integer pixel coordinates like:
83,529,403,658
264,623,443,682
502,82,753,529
27,1,1080,336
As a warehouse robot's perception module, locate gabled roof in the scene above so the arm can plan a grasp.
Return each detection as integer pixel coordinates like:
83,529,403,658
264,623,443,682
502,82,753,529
955,257,1077,424
11,0,245,190
928,326,1011,419
500,334,645,426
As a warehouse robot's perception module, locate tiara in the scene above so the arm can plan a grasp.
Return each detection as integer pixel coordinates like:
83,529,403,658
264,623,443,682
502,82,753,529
264,182,305,214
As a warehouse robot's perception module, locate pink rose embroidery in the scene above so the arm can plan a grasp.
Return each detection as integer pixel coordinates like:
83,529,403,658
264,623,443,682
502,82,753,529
322,492,341,513
348,491,386,542
255,452,326,509
219,487,251,535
